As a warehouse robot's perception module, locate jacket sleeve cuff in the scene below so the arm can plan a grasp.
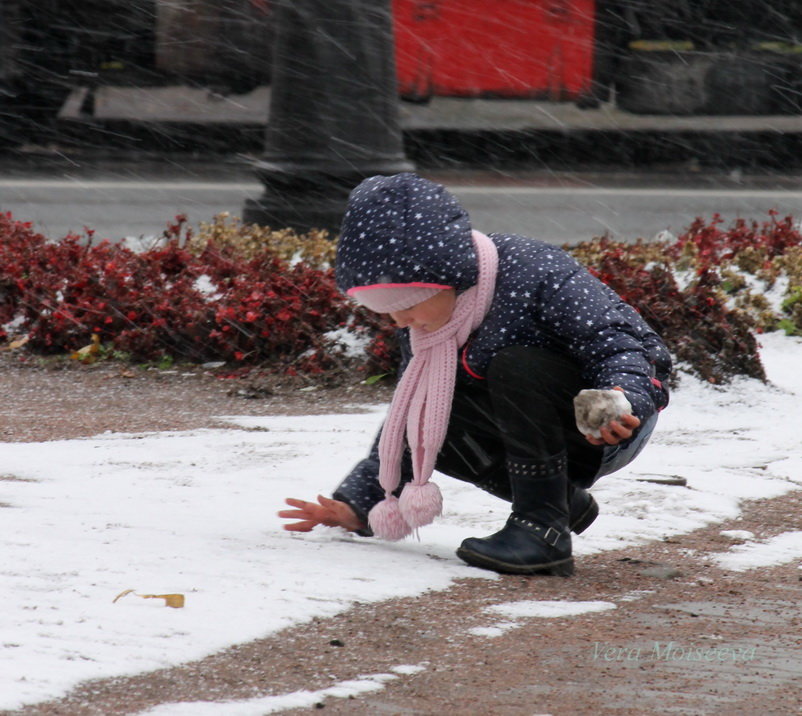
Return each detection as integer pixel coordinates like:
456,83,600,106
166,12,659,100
332,488,374,537
331,458,386,536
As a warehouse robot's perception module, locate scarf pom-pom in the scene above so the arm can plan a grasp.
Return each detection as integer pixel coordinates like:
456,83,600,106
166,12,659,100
399,482,443,529
368,496,413,541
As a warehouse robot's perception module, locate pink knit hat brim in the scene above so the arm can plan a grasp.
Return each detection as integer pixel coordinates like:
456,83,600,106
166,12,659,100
348,284,449,313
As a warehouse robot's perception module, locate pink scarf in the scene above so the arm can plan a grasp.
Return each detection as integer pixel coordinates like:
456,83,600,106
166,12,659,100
369,231,499,540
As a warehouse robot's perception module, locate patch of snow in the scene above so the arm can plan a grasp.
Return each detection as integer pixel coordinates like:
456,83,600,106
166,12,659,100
141,663,426,715
194,274,222,300
391,663,427,676
467,621,519,638
2,314,26,333
749,272,788,316
719,530,755,541
672,268,696,292
121,235,164,252
485,600,616,620
617,589,656,603
468,601,615,639
322,327,371,359
711,531,802,571
652,230,676,243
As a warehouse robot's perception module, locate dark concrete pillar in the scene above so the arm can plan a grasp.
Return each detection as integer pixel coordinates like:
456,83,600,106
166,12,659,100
243,0,413,233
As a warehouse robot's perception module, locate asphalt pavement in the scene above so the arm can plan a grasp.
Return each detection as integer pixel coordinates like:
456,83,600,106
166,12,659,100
3,162,802,247
5,92,802,243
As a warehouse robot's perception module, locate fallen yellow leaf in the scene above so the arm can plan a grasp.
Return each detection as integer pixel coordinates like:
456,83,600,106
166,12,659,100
112,588,136,603
8,336,29,350
113,588,185,608
71,334,102,364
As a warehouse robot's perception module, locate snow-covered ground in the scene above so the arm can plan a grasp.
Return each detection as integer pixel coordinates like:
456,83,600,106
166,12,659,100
2,332,802,712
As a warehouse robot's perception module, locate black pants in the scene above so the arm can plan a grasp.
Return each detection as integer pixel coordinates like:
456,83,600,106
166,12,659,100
435,346,604,497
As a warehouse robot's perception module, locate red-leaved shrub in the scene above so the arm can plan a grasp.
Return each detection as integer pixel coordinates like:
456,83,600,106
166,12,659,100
3,210,800,385
0,212,394,377
574,237,765,384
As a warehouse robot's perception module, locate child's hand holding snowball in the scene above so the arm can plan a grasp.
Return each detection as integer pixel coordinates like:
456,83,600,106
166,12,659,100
574,387,640,446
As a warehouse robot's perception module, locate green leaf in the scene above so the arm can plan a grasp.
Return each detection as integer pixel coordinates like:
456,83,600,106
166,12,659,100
363,373,389,385
777,319,802,337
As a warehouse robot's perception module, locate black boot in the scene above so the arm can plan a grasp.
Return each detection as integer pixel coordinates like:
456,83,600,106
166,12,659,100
456,453,574,576
568,484,599,535
476,473,598,535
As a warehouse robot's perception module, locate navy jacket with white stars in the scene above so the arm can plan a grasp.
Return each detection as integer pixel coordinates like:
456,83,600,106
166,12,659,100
333,173,672,523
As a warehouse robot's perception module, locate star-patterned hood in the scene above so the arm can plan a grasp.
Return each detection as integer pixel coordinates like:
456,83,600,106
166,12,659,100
335,173,478,294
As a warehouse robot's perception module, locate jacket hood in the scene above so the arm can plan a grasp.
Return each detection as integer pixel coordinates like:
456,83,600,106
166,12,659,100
335,173,478,295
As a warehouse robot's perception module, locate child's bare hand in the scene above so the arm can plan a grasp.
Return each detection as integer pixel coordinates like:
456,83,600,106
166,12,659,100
278,495,365,532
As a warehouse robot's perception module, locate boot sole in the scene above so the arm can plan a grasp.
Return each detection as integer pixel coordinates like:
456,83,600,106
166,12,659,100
456,547,575,576
570,495,599,535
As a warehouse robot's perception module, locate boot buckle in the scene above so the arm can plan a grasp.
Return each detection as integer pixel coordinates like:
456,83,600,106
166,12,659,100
542,526,561,547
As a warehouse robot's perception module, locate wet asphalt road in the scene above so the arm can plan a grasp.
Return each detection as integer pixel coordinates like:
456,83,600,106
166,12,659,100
3,162,802,246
